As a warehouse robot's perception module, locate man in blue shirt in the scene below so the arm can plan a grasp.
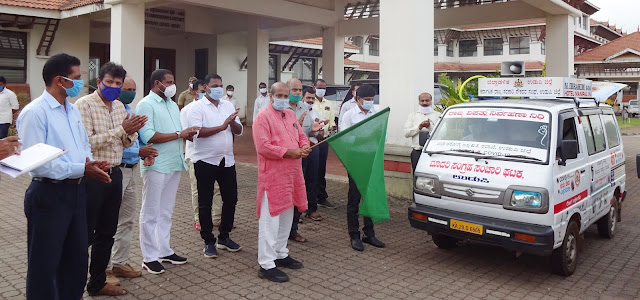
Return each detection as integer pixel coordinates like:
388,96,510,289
16,53,112,300
107,77,158,285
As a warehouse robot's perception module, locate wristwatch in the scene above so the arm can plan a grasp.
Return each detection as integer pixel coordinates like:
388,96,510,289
175,131,181,139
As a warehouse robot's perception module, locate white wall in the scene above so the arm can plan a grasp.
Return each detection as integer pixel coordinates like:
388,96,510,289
216,32,249,120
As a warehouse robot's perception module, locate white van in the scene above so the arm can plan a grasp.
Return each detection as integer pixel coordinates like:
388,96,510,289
409,78,626,276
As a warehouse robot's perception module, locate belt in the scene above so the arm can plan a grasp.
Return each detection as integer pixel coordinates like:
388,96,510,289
119,163,137,168
33,177,84,185
106,166,121,175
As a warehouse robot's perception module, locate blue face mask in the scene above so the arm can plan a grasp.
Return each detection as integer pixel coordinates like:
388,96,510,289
198,92,206,100
0,86,4,92
361,100,374,111
272,98,290,111
99,82,122,102
208,87,224,100
62,76,84,98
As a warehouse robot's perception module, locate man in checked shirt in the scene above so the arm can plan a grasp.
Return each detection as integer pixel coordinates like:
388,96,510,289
75,62,147,296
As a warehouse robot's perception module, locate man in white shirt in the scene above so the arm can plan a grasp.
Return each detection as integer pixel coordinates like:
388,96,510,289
222,84,241,118
0,76,19,138
339,84,386,252
403,92,441,172
188,74,243,258
253,82,269,122
338,81,362,130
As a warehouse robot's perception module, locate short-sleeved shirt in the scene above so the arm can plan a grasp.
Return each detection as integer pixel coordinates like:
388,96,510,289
135,91,186,174
180,100,198,161
177,89,196,107
188,99,243,167
0,87,19,124
313,98,336,137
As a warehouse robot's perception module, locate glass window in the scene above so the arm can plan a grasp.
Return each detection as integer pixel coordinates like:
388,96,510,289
446,40,454,57
589,115,606,153
580,116,596,155
484,38,503,56
434,39,438,56
352,36,363,54
0,30,27,83
459,40,477,57
369,37,379,56
509,36,530,55
292,57,316,86
601,114,621,148
268,54,278,87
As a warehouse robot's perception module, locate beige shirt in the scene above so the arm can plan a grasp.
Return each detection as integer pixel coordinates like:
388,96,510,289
404,110,441,150
313,98,335,137
178,89,196,107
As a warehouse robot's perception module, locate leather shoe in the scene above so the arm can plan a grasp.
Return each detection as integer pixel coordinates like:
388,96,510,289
351,237,364,251
275,256,303,269
363,236,385,248
258,267,289,283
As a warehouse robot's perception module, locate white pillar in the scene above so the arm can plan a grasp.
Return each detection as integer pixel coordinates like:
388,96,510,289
437,43,446,61
246,17,269,125
110,2,145,107
380,0,433,146
322,27,345,85
477,43,483,57
503,41,510,56
545,14,575,77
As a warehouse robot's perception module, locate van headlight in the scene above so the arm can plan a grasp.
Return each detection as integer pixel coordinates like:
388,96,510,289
414,174,440,197
503,186,549,214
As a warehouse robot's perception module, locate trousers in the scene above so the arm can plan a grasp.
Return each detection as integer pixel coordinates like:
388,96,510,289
258,192,293,269
291,147,319,237
139,170,181,262
109,163,140,269
347,175,375,238
194,160,238,244
187,158,221,223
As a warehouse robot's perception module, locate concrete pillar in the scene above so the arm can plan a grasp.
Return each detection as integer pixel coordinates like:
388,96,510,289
503,41,510,56
322,27,345,85
545,14,575,77
380,0,433,146
437,43,446,61
110,2,145,107
246,17,269,125
477,43,483,57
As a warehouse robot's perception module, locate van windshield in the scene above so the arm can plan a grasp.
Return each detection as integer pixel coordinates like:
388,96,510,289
426,107,551,163
630,100,638,106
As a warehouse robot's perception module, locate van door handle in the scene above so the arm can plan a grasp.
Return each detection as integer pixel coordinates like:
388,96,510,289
580,170,586,174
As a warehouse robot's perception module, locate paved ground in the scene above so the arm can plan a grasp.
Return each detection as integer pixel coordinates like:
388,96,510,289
0,137,639,299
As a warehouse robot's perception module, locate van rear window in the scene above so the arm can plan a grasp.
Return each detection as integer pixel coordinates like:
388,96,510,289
601,114,620,148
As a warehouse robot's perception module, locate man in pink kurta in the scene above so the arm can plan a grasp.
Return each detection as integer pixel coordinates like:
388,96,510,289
253,82,310,283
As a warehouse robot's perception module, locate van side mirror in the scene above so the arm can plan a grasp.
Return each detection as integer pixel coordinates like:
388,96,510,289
636,155,640,178
419,131,430,147
560,140,578,163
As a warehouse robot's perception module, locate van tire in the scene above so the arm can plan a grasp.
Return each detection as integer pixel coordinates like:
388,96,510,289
597,199,617,239
551,221,579,276
432,234,458,250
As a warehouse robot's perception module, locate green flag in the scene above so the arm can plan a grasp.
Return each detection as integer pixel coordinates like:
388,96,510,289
326,107,390,223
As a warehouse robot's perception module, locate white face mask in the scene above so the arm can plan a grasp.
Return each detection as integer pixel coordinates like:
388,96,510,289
315,88,326,98
189,83,193,90
259,88,268,94
227,91,234,97
161,83,177,98
419,106,433,114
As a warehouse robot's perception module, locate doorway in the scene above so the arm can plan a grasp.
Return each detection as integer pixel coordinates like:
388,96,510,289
144,47,176,96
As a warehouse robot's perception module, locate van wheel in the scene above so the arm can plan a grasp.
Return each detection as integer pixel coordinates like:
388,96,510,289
597,199,617,239
551,221,579,276
432,234,458,249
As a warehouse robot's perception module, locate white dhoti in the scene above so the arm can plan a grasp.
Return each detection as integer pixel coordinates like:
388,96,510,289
258,191,294,269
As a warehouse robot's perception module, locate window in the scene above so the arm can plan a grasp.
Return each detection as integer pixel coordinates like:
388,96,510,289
582,16,588,30
459,40,477,57
291,57,315,86
0,31,27,83
558,116,580,158
581,115,606,155
541,41,545,55
601,114,621,148
446,40,454,57
352,36,364,54
369,37,379,56
484,38,503,56
509,36,530,55
580,116,596,155
268,54,279,87
434,39,438,56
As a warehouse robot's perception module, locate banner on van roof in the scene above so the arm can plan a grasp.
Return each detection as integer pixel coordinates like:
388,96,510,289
478,77,592,98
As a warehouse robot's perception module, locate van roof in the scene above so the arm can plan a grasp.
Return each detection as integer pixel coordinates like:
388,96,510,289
450,98,613,114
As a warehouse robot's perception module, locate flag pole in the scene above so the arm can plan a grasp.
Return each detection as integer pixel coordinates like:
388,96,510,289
310,138,328,149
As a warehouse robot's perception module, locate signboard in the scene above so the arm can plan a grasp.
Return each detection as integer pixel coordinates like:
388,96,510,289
145,7,185,31
478,77,593,98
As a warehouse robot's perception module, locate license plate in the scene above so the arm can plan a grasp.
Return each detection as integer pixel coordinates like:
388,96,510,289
450,219,483,235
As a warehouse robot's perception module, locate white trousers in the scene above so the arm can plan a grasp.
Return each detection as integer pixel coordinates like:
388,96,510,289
139,170,181,262
109,164,140,269
258,191,293,269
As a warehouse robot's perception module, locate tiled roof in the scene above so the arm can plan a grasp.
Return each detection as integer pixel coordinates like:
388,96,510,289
344,59,379,70
590,19,625,35
294,38,360,50
343,60,544,72
575,32,640,62
0,0,102,10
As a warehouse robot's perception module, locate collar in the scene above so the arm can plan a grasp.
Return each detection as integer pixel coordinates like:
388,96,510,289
316,97,326,103
43,90,68,109
149,91,166,103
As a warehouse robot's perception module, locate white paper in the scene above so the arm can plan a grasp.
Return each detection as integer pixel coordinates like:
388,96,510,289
0,143,65,178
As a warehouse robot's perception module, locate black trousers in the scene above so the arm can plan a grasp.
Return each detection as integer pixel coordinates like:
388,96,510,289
411,149,422,174
195,159,238,244
0,123,9,139
86,168,123,295
316,141,329,202
347,175,375,239
290,147,320,237
25,180,88,300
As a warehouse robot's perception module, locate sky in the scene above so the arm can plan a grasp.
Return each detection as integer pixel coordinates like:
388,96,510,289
589,0,640,33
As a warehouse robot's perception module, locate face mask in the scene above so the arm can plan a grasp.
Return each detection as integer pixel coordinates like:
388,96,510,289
0,86,4,92
272,98,289,111
62,76,84,98
208,87,224,100
306,101,315,110
160,82,177,98
198,92,206,100
361,100,374,111
189,83,193,90
289,93,302,104
119,90,136,104
419,106,433,114
259,88,268,94
227,91,234,97
99,82,122,102
315,88,326,98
